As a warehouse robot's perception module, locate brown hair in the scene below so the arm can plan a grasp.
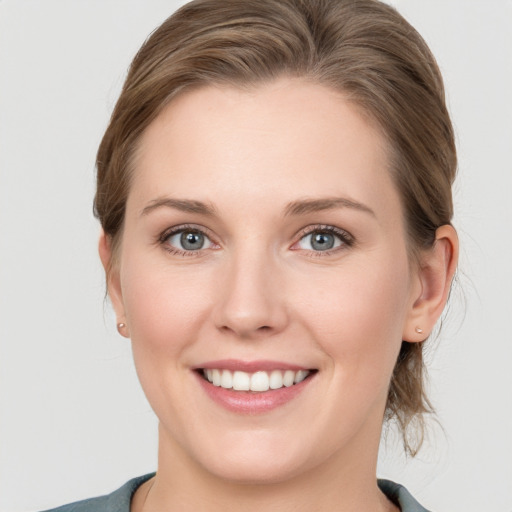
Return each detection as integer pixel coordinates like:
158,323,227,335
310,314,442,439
95,0,456,455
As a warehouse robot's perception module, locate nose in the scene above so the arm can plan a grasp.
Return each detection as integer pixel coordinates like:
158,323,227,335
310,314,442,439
213,247,289,340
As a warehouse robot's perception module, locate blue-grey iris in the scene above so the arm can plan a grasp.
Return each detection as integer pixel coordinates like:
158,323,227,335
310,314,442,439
311,232,335,251
181,231,204,250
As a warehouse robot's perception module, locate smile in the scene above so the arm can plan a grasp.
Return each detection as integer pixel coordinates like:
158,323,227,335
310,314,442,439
194,361,317,413
201,368,311,392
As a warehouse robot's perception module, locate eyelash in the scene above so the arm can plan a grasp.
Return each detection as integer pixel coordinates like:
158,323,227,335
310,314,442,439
158,224,216,257
294,225,354,256
158,224,354,257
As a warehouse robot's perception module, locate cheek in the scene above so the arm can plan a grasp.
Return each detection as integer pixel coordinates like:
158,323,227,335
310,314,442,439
118,254,220,424
120,254,215,358
295,254,411,385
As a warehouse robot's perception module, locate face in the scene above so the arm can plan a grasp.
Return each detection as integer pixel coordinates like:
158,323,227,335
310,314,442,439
109,79,422,483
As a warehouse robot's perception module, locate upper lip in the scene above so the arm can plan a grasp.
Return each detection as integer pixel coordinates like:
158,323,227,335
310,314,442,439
194,359,313,372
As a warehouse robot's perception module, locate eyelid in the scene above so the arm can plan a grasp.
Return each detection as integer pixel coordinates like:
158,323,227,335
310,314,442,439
295,224,353,241
158,223,214,242
291,224,355,254
158,223,219,256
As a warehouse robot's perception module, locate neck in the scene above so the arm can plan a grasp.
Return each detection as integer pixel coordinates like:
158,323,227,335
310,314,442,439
134,423,397,512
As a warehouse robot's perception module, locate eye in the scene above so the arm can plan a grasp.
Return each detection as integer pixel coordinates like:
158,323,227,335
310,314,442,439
162,227,216,254
294,226,353,253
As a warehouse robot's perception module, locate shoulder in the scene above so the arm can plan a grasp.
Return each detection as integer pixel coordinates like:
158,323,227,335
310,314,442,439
378,479,431,512
40,474,155,512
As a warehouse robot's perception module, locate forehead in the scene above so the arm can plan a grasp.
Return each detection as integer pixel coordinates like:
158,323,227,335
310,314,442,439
129,78,400,222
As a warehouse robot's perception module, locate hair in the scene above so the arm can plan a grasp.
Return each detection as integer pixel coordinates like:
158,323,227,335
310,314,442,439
94,0,456,456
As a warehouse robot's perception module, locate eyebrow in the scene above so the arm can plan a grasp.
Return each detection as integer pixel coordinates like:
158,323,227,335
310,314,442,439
141,195,375,218
141,197,217,217
284,197,375,217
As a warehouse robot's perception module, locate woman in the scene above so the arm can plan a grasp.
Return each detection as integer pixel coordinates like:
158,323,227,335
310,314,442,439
44,0,458,510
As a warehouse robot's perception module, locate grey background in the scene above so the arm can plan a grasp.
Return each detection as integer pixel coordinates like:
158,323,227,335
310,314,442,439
1,1,511,510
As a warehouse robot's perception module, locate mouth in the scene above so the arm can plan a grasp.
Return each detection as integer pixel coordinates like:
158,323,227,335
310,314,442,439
193,362,317,414
198,368,314,392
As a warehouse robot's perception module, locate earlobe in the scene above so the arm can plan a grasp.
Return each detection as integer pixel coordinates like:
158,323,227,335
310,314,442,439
403,225,459,342
98,230,129,337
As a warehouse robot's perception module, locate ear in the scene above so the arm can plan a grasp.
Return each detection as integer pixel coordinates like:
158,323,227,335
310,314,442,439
403,224,459,342
98,230,129,338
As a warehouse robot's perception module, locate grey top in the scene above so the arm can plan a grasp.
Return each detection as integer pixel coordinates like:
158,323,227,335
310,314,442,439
41,473,430,512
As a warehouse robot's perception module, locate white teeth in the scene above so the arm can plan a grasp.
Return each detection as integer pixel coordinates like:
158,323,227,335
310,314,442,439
269,370,283,389
294,370,309,384
251,371,270,392
202,368,311,392
220,369,233,389
232,371,250,391
283,370,295,387
212,369,221,386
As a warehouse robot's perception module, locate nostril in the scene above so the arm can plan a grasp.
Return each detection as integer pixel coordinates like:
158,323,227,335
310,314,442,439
219,324,273,337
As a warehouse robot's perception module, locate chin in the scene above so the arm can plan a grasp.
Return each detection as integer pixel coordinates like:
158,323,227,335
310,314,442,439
183,427,318,485
200,451,308,485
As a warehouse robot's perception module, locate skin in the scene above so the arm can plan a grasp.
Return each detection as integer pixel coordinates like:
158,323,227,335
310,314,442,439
100,78,458,512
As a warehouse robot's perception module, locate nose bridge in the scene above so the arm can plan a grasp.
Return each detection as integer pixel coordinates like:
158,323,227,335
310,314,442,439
214,238,287,338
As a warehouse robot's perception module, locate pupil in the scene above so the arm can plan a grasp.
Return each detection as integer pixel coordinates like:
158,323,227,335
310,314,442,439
181,231,204,250
311,232,334,251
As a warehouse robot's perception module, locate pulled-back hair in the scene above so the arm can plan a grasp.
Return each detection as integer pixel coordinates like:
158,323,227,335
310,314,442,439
95,0,456,455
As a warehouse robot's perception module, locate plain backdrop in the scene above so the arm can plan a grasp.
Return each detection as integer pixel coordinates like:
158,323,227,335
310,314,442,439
1,1,511,511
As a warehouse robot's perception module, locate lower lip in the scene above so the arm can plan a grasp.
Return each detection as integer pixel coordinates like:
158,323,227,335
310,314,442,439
194,371,315,414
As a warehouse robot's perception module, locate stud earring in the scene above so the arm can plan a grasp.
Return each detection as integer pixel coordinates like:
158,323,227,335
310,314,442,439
415,327,423,334
117,322,126,335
